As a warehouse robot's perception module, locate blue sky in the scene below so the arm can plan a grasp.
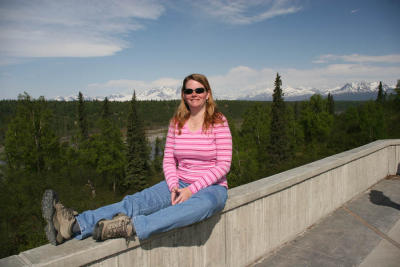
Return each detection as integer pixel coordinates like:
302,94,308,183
0,0,399,99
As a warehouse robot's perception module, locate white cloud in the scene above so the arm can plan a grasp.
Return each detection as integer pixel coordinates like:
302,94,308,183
210,63,400,94
313,54,400,64
195,0,302,25
0,0,165,58
351,9,360,14
85,62,399,99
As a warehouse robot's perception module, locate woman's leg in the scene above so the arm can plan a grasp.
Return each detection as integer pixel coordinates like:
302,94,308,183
133,184,228,240
75,181,171,239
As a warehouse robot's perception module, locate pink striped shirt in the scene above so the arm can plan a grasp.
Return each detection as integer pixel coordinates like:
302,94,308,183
163,116,232,194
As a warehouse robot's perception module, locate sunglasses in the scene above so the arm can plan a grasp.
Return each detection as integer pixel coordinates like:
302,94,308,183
183,88,206,95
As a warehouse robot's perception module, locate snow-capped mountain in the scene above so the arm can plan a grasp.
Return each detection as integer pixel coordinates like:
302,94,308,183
53,81,395,102
136,86,181,100
53,87,181,102
241,81,394,101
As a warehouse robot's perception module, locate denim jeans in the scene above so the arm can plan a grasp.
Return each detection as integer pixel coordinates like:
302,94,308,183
75,180,228,240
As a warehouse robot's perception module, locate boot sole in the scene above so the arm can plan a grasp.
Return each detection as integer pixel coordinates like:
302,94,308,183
41,189,59,245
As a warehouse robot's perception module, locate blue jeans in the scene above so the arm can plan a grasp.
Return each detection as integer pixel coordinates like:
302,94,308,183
75,180,228,240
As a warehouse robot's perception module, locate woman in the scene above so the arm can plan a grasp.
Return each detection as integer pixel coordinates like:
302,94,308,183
41,73,232,245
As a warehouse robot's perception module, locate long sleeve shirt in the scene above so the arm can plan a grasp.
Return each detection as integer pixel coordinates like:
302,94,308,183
163,116,232,194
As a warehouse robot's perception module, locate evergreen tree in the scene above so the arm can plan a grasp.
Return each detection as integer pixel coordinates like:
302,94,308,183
286,105,303,153
376,81,385,104
238,104,271,180
102,97,110,119
394,79,400,110
95,97,126,192
5,93,59,173
268,73,290,166
327,93,335,115
125,91,149,192
152,136,163,174
301,94,334,144
78,92,89,141
359,101,386,142
2,93,60,256
294,101,301,121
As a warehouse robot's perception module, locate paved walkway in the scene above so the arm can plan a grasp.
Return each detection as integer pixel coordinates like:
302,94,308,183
252,176,400,267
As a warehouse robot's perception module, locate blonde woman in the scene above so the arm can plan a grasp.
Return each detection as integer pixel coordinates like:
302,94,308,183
42,73,232,244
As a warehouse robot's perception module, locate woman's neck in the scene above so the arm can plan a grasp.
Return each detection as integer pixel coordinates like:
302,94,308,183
189,105,206,121
187,106,206,132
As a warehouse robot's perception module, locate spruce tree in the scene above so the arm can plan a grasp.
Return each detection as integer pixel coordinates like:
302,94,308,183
268,73,290,166
102,97,110,119
125,91,149,192
376,81,384,104
239,104,271,180
395,80,400,110
78,92,89,141
5,93,59,173
95,97,126,192
327,93,335,115
152,136,163,174
2,94,60,257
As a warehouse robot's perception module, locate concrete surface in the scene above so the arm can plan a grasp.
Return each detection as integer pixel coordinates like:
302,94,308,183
253,176,400,267
1,140,399,266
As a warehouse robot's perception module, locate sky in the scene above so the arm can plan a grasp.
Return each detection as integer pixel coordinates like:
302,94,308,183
0,0,399,100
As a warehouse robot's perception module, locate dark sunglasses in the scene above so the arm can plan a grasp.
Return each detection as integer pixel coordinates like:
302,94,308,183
183,88,206,95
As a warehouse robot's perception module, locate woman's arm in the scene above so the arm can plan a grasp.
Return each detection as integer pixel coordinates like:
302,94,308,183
188,118,232,194
163,123,179,192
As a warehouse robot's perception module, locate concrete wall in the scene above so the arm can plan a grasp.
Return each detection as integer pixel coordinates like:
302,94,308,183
2,139,400,267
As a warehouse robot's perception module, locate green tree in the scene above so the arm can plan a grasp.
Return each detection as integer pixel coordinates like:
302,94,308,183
235,104,271,181
327,93,335,115
152,137,163,174
102,96,110,119
300,94,334,160
286,104,303,153
301,94,333,144
2,93,60,257
78,92,89,142
376,81,385,104
268,73,290,166
359,101,386,142
394,79,400,110
5,93,60,173
95,97,126,192
125,91,149,192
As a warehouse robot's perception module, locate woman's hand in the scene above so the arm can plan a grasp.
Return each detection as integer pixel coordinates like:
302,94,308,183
171,187,192,205
171,187,179,205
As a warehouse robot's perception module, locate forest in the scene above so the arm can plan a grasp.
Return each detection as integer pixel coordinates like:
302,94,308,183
0,77,399,258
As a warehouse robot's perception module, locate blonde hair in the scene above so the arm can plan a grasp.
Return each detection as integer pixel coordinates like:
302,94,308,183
172,73,224,134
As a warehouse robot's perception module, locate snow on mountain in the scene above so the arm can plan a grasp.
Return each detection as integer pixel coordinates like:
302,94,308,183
241,81,394,101
54,95,79,101
52,87,180,102
52,81,395,102
136,86,180,100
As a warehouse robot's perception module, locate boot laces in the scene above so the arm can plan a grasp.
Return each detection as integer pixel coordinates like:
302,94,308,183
57,203,77,220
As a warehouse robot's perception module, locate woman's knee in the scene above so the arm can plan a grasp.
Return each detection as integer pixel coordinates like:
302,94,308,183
196,186,227,212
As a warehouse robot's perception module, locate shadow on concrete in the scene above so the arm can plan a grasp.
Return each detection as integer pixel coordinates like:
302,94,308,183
397,163,400,175
140,213,222,250
87,214,222,265
369,190,400,211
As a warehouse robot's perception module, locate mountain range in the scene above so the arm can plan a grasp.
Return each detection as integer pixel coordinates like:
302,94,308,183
54,81,395,102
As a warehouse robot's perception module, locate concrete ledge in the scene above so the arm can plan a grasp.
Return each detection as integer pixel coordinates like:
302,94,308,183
225,139,400,212
1,139,400,266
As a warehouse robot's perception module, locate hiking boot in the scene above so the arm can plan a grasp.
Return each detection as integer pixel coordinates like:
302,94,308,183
41,189,78,245
92,213,134,241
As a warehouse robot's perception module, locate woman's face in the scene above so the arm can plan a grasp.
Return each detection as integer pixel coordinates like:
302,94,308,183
183,79,209,111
